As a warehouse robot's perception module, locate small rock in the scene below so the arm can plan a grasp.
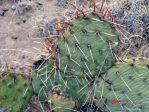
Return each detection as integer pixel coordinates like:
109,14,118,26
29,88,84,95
22,55,26,59
16,20,21,25
0,10,5,16
11,35,18,40
12,4,17,10
20,15,27,23
34,0,43,6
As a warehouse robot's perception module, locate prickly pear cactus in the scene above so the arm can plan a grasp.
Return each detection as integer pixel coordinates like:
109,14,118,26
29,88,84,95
94,58,149,112
32,14,120,110
0,73,33,112
54,14,119,76
32,13,149,112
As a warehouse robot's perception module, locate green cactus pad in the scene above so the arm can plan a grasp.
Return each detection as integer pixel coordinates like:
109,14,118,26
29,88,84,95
0,73,33,112
32,14,120,108
53,14,119,76
94,58,149,112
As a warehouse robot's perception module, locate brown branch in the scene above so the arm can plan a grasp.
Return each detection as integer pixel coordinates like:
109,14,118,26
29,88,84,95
100,0,105,12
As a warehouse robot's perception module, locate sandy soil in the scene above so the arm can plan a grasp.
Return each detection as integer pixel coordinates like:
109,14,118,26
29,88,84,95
1,0,147,75
0,0,64,74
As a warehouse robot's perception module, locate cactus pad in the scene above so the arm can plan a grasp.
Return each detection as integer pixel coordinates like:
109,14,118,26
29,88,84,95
94,58,149,112
54,14,119,76
32,14,119,104
0,73,33,112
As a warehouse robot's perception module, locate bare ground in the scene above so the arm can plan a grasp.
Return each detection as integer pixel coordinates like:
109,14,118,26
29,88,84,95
0,0,64,74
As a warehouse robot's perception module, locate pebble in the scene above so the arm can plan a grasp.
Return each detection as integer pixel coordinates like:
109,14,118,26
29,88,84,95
0,10,5,16
34,0,43,6
20,15,27,23
12,4,17,10
11,35,18,40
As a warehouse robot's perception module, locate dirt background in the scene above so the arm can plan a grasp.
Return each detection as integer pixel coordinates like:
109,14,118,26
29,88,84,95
0,0,65,74
0,0,148,75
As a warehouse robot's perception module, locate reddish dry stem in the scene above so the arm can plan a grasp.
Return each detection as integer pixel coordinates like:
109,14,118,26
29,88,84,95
93,0,96,12
100,0,105,12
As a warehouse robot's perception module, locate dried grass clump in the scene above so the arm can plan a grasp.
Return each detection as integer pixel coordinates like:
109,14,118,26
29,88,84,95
111,0,149,34
110,0,149,58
